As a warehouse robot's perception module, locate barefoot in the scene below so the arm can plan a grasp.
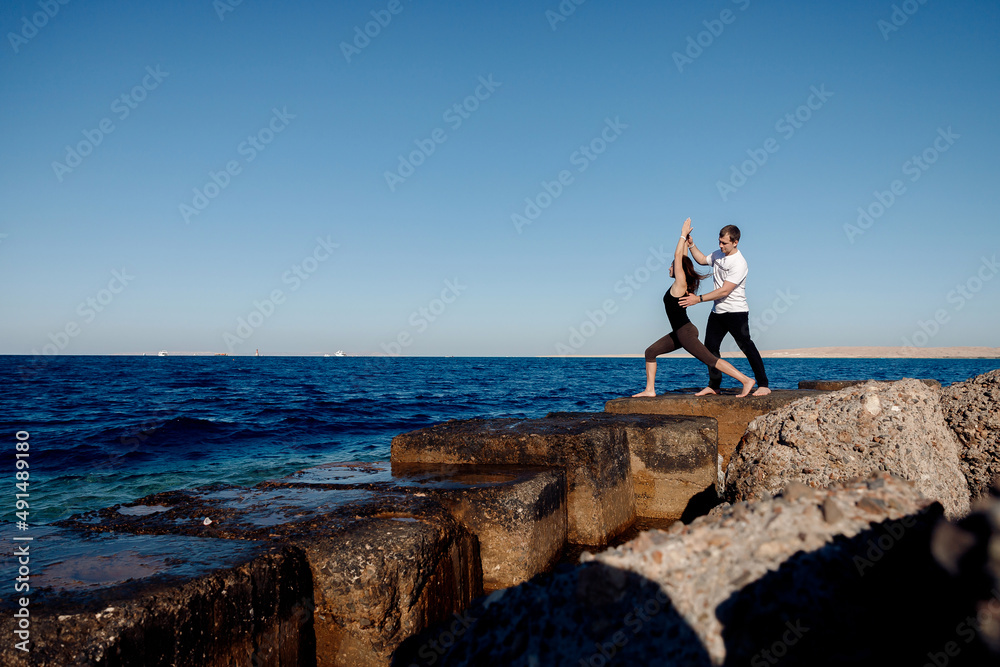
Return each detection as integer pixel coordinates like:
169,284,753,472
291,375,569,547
752,386,772,396
632,389,656,397
694,387,718,396
737,378,755,398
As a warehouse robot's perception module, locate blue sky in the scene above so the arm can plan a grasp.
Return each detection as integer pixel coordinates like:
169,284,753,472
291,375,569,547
2,0,998,356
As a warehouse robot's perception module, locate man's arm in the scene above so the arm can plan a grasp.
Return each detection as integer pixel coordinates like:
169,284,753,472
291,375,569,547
678,281,737,307
688,238,711,266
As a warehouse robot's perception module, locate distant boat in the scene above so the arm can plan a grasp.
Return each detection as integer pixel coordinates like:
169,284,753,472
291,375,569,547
255,349,260,357
158,350,168,357
335,350,346,357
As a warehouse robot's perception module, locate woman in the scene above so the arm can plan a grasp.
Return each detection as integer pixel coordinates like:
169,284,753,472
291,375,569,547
633,218,755,397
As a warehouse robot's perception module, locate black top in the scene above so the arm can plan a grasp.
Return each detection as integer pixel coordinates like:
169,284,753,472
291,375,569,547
663,289,691,331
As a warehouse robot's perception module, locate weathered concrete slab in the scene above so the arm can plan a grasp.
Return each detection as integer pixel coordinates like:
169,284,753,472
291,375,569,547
59,483,481,667
390,413,716,546
277,462,566,591
799,379,941,391
606,390,816,468
0,525,314,667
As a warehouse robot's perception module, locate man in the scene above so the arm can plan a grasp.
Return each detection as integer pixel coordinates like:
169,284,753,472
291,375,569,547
678,224,770,396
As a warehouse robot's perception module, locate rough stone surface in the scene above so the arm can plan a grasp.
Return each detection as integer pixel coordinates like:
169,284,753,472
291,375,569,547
59,483,481,667
391,413,715,545
799,378,941,390
726,379,971,518
277,461,567,591
606,390,816,468
617,415,717,519
401,474,973,666
940,368,1000,501
0,525,314,667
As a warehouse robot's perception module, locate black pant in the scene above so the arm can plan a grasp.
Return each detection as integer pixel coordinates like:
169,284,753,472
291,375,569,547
704,311,768,390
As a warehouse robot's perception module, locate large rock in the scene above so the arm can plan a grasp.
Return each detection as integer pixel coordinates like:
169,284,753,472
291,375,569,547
940,368,1000,501
799,378,941,390
726,379,971,518
606,390,816,468
397,474,972,666
391,413,716,545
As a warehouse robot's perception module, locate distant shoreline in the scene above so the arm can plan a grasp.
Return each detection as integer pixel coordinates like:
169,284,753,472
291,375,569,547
5,347,999,359
543,346,1000,359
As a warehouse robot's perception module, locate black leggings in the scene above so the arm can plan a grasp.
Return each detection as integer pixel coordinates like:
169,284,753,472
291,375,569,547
644,322,720,369
704,311,768,389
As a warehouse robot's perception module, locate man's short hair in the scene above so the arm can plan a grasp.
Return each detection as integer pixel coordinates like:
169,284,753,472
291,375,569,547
719,225,741,243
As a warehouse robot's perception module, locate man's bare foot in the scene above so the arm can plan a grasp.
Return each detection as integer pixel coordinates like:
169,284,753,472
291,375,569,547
752,386,772,396
632,389,656,397
737,378,756,397
694,387,718,396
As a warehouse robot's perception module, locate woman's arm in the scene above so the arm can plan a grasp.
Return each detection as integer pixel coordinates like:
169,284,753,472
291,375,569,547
671,218,692,294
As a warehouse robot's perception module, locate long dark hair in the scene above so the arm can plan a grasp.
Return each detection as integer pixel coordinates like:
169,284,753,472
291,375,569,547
681,256,709,295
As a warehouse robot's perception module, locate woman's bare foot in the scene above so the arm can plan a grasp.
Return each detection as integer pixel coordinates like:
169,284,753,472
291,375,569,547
752,386,772,396
737,378,756,397
694,387,718,396
632,389,656,397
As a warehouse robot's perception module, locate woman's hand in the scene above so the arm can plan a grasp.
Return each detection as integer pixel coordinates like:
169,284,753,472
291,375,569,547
681,217,693,238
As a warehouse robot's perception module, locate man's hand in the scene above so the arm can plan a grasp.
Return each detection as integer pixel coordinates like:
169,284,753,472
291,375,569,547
678,294,701,307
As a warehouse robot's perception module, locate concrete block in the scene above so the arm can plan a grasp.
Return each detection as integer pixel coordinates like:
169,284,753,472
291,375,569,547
606,390,816,468
279,462,566,591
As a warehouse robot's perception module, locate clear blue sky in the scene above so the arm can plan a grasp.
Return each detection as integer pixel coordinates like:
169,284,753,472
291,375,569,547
2,0,998,356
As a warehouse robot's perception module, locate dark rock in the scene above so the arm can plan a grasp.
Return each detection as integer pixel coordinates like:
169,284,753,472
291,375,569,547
58,483,481,667
0,525,314,667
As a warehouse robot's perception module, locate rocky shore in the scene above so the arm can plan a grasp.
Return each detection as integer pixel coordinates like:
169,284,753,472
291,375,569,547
4,369,999,666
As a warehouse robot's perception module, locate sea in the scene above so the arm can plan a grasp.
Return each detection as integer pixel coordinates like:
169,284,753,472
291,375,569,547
3,355,997,525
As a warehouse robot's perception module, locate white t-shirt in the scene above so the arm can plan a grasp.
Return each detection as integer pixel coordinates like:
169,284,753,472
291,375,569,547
709,249,749,313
